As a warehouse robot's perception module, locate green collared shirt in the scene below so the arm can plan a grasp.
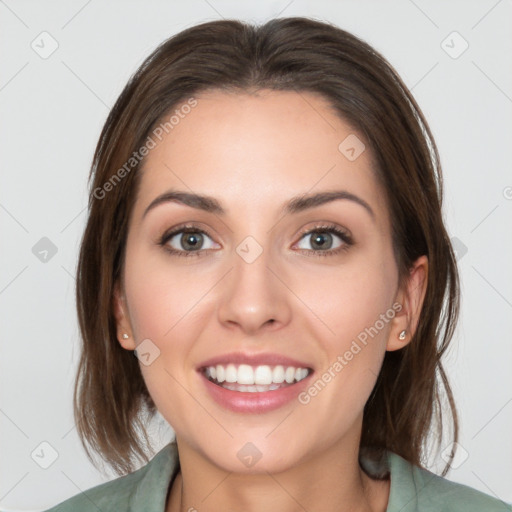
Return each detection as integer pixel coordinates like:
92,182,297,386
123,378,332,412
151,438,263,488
45,442,511,511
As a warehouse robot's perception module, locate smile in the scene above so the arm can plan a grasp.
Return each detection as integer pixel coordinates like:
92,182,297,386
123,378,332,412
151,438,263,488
202,363,311,392
199,362,314,413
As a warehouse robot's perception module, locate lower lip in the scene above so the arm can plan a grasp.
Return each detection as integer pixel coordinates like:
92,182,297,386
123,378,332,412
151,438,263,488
199,370,314,413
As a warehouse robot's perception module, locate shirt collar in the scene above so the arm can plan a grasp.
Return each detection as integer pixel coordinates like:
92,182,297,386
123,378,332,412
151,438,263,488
131,442,180,512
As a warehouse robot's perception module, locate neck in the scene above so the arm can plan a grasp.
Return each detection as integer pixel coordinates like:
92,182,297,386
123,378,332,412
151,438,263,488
166,432,390,512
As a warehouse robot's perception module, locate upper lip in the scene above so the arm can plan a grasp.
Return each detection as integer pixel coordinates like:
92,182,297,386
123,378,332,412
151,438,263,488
197,352,314,370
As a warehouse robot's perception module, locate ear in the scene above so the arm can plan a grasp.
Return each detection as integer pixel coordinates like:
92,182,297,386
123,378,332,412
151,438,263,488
112,281,136,350
387,255,428,351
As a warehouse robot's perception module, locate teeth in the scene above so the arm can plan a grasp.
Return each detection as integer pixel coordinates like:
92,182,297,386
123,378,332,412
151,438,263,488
205,364,310,386
272,365,285,383
238,364,254,385
222,383,282,392
225,364,237,383
285,366,296,383
216,365,225,383
254,365,273,385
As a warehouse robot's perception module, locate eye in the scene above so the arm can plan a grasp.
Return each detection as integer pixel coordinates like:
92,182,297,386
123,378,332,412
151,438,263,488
294,224,353,256
158,223,353,258
159,225,219,257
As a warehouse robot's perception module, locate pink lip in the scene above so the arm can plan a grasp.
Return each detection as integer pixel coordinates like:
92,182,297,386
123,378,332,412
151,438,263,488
197,352,313,370
199,370,314,413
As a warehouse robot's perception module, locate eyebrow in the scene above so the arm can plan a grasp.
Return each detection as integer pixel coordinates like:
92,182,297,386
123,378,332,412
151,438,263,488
142,189,375,221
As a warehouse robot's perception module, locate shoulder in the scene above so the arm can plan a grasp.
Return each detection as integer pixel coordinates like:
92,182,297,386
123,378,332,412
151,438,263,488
43,465,146,512
43,442,180,512
386,451,512,512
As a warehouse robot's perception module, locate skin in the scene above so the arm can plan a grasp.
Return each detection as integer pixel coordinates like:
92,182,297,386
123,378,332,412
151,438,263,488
113,89,428,512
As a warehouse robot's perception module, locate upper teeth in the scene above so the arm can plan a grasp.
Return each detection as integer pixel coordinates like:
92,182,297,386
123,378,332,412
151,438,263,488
205,364,309,385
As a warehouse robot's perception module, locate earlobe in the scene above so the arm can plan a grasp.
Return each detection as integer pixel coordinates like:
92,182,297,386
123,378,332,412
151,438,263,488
387,255,428,352
112,282,136,350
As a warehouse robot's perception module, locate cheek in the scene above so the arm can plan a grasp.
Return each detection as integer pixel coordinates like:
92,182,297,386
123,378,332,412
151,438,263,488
294,265,397,432
122,254,203,428
122,247,217,410
295,253,397,345
293,245,398,398
124,247,214,339
338,272,395,343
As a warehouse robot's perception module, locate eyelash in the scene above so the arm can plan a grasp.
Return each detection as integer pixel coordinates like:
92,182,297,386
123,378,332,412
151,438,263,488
158,223,354,258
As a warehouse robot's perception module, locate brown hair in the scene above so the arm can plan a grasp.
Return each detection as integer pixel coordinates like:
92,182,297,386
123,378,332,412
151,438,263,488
74,16,460,476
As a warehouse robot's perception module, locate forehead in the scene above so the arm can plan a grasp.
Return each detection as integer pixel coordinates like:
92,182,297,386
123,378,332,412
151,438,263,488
133,89,388,227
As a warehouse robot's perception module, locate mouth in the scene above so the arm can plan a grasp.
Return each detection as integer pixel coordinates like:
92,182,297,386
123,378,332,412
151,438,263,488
199,363,313,393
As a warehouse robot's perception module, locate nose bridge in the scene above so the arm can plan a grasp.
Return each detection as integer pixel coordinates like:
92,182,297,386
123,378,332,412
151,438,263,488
217,235,290,332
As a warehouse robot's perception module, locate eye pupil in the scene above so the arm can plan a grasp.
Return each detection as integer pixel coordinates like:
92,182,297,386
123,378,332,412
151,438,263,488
311,231,332,250
182,232,202,250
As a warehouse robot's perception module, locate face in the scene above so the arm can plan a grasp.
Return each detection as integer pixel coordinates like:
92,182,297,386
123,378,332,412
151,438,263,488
114,89,425,474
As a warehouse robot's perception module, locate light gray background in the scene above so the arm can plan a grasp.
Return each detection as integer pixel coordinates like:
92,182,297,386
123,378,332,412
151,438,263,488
1,0,511,510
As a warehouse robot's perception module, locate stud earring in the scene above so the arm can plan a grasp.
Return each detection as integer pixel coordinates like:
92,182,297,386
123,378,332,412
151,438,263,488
122,333,129,339
398,330,406,340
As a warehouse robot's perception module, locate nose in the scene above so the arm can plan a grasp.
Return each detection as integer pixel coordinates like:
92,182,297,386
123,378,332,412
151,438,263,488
217,244,292,335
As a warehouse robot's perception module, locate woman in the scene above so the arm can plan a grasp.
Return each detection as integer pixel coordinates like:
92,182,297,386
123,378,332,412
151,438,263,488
45,16,510,512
